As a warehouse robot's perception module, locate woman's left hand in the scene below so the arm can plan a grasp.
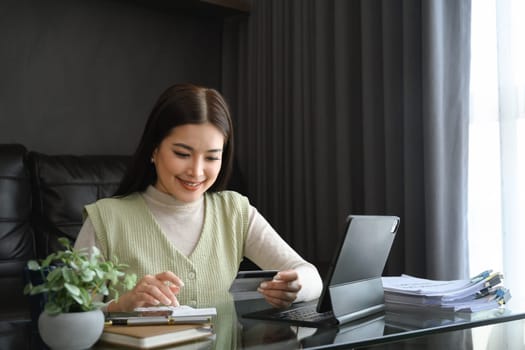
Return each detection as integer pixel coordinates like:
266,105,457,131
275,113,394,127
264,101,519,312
257,269,302,308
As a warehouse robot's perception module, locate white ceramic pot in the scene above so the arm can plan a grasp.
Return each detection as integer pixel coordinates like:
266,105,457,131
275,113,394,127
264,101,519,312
38,309,104,350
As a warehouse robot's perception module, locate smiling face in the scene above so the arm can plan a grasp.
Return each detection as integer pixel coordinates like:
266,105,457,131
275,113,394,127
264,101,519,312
151,123,225,202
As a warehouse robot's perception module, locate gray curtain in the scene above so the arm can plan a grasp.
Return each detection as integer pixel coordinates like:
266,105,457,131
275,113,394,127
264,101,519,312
223,0,471,280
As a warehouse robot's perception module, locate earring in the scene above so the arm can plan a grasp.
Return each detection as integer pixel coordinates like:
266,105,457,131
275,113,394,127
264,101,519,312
150,157,154,163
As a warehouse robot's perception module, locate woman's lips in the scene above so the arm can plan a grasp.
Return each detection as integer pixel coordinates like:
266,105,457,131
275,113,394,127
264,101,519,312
178,178,204,191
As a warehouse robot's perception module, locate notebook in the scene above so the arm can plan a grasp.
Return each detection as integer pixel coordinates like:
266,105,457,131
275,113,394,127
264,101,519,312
99,323,213,349
243,215,400,327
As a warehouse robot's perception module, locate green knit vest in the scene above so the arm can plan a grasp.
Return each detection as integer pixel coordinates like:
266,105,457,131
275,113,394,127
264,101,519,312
84,191,249,307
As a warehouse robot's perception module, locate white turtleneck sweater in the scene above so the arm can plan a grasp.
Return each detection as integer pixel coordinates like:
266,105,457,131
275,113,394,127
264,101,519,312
74,186,323,302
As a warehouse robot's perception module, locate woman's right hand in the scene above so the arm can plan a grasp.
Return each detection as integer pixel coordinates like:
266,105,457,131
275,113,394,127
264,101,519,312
108,271,184,312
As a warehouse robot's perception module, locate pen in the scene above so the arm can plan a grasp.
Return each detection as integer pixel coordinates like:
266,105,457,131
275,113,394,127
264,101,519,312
109,316,170,326
106,315,212,326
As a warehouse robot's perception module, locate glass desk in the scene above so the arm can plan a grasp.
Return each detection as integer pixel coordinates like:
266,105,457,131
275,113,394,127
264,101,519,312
1,298,524,349
236,299,525,349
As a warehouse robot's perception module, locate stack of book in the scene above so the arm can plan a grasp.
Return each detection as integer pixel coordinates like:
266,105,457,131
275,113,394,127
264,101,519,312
381,270,511,313
99,306,216,349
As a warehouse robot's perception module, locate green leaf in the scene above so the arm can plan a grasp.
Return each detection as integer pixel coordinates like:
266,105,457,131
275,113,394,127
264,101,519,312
29,284,49,295
105,270,119,284
26,260,40,271
70,292,84,306
49,284,63,292
79,289,92,308
64,283,80,296
44,303,63,315
57,237,71,249
124,274,137,290
47,268,62,283
91,246,101,258
61,268,74,283
41,254,55,268
81,269,95,282
23,283,34,295
94,267,105,279
98,284,109,296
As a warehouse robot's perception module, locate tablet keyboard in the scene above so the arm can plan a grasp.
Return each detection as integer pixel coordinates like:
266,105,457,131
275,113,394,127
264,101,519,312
275,305,334,322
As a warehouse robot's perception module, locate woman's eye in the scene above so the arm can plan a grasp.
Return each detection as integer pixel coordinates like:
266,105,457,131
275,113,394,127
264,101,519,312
207,156,221,161
174,152,190,158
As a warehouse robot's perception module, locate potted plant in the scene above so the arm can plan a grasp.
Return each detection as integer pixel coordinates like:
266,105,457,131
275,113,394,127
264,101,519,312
24,237,137,350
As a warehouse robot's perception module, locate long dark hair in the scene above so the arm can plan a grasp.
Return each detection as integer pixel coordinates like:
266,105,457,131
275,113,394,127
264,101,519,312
115,83,234,197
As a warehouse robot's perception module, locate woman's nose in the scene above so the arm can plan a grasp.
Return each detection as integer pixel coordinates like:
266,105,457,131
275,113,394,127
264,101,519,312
188,158,204,177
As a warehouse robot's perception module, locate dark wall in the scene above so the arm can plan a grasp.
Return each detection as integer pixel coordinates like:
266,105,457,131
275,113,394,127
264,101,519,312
0,0,223,155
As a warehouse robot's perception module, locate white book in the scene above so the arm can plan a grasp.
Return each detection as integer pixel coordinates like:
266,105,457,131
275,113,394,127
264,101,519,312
134,305,217,317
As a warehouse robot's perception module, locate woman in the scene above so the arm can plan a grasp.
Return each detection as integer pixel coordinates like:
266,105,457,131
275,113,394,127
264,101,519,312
74,83,322,311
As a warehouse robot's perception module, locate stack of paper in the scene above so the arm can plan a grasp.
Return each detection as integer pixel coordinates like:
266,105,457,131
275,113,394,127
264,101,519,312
381,270,511,313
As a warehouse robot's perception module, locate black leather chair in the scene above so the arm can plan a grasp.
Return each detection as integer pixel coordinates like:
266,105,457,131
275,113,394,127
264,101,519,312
0,145,130,321
0,144,34,320
28,152,130,259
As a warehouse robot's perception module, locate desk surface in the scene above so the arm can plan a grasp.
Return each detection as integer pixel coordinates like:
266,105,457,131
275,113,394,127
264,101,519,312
235,299,525,349
1,298,524,349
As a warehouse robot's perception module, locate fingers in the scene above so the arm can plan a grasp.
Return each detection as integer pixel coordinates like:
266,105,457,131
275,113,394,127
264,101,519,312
154,272,185,305
272,270,298,282
111,272,184,311
264,294,296,308
258,270,302,308
155,271,185,289
259,270,302,292
259,279,301,293
259,287,298,307
136,275,179,306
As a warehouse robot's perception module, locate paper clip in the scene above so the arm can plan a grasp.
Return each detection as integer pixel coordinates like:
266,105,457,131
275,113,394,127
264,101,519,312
470,270,493,283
